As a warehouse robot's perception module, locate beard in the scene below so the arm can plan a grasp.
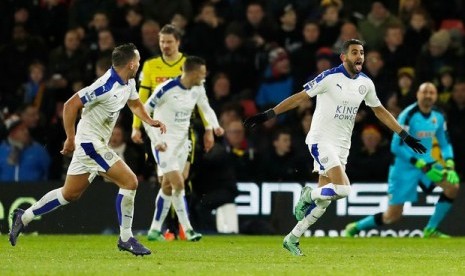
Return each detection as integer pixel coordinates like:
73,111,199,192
346,59,363,75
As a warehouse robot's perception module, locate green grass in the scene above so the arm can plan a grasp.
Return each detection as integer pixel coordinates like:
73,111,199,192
2,235,465,275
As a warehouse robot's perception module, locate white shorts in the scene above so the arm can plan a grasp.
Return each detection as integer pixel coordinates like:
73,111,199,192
151,138,189,175
67,142,121,182
308,143,349,176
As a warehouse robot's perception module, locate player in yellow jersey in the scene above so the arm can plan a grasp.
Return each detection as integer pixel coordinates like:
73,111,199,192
131,24,215,241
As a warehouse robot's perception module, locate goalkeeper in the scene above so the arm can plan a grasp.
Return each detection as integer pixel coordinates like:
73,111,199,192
345,82,460,238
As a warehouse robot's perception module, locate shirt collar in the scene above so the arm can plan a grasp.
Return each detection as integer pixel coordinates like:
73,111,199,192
110,66,126,85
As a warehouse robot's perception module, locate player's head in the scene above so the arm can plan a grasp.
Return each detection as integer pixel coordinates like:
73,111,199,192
417,82,437,108
340,39,365,75
159,24,181,58
112,43,140,78
183,56,207,86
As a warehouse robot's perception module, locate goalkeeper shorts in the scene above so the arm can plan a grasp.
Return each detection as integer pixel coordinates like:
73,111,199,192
387,166,434,205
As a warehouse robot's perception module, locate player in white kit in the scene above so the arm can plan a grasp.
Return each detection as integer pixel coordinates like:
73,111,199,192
244,39,426,256
9,43,166,256
144,56,224,241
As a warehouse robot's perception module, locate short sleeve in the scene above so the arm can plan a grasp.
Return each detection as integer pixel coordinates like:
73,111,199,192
128,80,139,100
303,72,327,97
363,80,381,107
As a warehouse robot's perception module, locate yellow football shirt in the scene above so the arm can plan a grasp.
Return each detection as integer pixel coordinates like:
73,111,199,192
133,54,186,128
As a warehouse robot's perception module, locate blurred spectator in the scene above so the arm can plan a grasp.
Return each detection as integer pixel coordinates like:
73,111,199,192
218,102,243,129
363,50,392,105
117,6,144,47
436,66,455,106
309,47,335,80
208,73,233,116
84,11,111,51
239,1,278,72
17,61,54,120
386,67,416,117
357,1,402,51
332,21,361,53
170,13,191,51
191,142,238,232
0,24,47,112
143,0,193,26
16,104,44,144
214,25,256,93
398,0,422,26
291,20,321,90
415,30,462,85
45,102,67,180
68,0,116,29
346,124,390,182
112,0,143,29
139,20,161,62
89,29,116,66
189,2,225,66
223,120,257,181
109,124,145,180
255,47,293,109
48,29,91,102
319,2,343,47
241,1,278,50
276,4,301,53
95,56,112,79
403,8,433,60
257,128,311,182
446,79,465,178
0,116,50,182
379,23,413,82
37,0,69,49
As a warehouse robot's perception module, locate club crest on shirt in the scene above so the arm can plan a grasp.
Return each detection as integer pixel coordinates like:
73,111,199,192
104,152,114,160
358,85,367,95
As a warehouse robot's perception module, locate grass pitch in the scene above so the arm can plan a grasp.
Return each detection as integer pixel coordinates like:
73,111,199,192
2,235,465,275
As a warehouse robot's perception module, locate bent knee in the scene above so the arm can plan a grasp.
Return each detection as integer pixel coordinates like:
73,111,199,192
444,185,459,198
334,184,351,198
120,173,138,190
383,212,403,224
62,191,82,202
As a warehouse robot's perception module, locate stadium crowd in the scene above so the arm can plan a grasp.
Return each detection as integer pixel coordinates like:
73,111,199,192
0,0,464,197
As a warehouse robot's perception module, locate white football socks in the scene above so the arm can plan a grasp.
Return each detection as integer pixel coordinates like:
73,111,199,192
149,189,172,231
116,189,136,242
171,189,192,231
291,200,331,238
22,188,69,225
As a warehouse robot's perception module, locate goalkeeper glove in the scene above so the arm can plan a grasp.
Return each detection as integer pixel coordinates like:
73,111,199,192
445,159,460,185
411,158,444,183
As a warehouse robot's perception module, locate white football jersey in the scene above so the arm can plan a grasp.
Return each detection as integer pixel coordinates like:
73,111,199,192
76,67,139,145
303,64,381,149
145,77,220,142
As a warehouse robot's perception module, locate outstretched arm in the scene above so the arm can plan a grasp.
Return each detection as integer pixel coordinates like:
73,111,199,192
273,91,309,115
371,105,403,134
371,105,426,153
244,91,309,128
